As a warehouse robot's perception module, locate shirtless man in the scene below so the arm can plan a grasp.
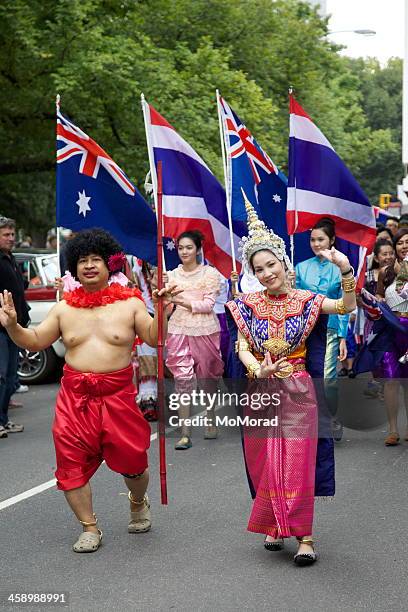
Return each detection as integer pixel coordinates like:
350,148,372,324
0,228,180,553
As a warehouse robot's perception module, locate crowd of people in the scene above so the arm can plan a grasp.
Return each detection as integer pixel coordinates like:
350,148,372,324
360,219,408,446
1,206,408,564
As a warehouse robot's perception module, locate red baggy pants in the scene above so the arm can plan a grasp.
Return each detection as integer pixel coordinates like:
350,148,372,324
52,364,151,491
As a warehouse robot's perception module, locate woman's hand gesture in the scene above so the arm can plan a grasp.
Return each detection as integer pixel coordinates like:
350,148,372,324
0,290,18,329
319,247,350,274
258,353,292,379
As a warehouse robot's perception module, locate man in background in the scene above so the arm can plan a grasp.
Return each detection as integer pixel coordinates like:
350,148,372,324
0,216,28,438
386,216,399,236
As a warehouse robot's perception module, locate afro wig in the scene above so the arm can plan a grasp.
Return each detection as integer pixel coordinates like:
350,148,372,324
65,228,123,279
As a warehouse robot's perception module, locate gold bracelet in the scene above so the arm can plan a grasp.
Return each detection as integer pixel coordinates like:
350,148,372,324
341,276,356,293
335,298,348,315
235,339,251,353
246,362,261,379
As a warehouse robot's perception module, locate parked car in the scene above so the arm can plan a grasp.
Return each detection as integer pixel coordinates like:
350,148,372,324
13,250,66,384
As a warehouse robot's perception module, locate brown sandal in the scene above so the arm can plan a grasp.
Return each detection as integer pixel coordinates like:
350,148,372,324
73,513,103,553
385,432,400,446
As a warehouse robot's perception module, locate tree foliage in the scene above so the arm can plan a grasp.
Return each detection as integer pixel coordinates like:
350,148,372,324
0,0,403,239
346,57,403,198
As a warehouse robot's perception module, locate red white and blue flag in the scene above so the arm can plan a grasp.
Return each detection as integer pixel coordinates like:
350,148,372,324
218,95,312,265
56,105,158,264
373,206,394,226
288,94,376,284
144,100,241,276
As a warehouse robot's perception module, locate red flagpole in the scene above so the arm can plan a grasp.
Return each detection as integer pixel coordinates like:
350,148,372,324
156,161,168,504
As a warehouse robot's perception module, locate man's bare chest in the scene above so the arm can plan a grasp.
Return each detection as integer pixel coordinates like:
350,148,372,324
60,302,135,347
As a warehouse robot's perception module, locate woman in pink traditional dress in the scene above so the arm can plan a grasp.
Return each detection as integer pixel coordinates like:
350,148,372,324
226,200,356,565
165,230,224,450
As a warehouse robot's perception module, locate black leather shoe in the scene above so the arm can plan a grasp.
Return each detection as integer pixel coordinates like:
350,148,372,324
264,536,284,551
294,538,317,566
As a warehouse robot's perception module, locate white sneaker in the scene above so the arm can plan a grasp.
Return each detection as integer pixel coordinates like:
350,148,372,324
5,421,24,433
0,426,8,438
15,384,29,393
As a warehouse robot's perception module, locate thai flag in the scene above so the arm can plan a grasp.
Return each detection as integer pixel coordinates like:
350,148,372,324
143,101,241,277
288,94,376,285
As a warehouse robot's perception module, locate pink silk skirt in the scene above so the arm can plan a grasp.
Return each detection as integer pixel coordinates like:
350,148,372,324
166,332,224,392
244,370,318,538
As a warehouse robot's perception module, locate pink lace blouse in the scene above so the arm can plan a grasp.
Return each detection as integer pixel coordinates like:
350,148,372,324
167,265,221,336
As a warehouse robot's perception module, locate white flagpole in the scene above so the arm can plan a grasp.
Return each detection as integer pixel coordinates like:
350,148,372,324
290,235,295,268
216,90,237,272
140,93,166,272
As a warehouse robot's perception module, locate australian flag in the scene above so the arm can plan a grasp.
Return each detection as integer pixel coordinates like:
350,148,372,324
56,105,160,265
373,205,394,227
218,95,312,264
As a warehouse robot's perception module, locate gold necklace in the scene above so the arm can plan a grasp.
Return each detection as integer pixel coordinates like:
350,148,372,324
262,291,290,355
262,292,294,378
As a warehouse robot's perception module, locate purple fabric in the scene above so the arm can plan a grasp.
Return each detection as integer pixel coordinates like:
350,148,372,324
380,317,408,378
217,312,230,371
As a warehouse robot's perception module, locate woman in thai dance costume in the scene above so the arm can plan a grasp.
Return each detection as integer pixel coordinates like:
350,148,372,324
226,199,356,565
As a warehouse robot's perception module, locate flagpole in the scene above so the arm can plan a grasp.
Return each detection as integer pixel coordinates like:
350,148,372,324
141,93,167,273
216,90,228,197
288,87,299,234
216,90,237,274
288,87,296,271
156,160,168,505
56,94,61,302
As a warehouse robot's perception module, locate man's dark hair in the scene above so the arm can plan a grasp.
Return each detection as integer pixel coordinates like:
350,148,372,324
65,228,123,279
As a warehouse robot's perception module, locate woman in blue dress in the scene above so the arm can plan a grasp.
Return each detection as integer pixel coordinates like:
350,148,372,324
295,218,349,440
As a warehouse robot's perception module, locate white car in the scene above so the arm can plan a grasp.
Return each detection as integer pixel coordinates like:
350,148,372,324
14,251,65,384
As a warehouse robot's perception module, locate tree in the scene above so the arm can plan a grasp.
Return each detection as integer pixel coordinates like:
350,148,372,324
0,0,403,238
0,0,279,237
346,57,403,200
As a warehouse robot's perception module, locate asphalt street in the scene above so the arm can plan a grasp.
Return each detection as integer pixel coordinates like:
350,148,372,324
1,383,408,612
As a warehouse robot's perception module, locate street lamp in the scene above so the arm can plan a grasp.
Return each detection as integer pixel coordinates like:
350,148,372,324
326,29,376,36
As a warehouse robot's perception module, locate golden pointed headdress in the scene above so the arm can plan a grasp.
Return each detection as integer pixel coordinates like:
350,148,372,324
239,189,292,273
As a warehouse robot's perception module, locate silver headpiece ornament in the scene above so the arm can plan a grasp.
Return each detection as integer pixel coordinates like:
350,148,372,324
239,189,293,275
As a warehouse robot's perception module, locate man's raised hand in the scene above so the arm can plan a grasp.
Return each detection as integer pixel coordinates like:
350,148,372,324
0,290,18,328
